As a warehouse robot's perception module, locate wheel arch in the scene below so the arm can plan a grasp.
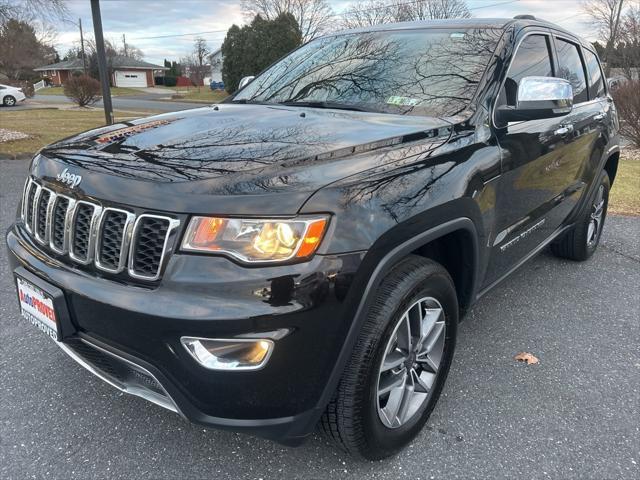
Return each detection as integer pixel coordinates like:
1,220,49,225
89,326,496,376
294,217,482,439
604,150,620,186
411,226,477,315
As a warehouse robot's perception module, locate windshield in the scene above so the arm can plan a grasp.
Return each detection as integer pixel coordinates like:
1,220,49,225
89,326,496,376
233,28,503,117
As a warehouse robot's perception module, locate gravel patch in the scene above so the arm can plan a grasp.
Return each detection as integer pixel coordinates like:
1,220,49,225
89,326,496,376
621,146,639,161
0,128,29,143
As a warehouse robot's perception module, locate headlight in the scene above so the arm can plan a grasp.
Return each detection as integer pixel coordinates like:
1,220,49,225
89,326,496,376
181,216,329,263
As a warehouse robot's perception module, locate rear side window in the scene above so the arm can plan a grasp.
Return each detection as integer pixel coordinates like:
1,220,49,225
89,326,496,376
500,34,554,106
555,38,588,103
583,49,605,98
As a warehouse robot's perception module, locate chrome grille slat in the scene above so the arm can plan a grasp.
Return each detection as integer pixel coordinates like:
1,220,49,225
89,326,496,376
95,208,135,273
129,214,180,281
34,188,55,244
49,195,74,254
25,182,39,233
21,177,178,281
69,201,102,265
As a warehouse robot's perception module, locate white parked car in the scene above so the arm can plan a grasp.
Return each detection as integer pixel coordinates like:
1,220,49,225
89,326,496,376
0,83,26,106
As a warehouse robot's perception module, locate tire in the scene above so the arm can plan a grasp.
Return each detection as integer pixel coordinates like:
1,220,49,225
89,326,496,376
320,255,458,459
3,95,16,106
551,169,610,261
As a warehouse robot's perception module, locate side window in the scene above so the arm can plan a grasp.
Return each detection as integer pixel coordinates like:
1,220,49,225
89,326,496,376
583,49,605,99
500,34,554,106
555,38,588,103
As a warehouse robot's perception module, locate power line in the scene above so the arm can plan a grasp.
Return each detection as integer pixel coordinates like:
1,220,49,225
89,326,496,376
131,29,227,40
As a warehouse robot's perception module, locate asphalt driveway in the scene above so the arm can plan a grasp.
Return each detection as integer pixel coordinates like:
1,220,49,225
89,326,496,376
7,93,206,113
1,158,638,479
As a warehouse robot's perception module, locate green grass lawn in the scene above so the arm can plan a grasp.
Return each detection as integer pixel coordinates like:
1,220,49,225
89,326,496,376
169,88,228,103
609,156,640,216
36,86,144,97
0,108,157,158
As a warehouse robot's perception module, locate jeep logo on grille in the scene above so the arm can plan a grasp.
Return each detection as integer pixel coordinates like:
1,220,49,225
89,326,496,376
56,168,82,188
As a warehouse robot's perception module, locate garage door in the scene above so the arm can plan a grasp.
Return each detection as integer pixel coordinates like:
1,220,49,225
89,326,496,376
115,70,146,87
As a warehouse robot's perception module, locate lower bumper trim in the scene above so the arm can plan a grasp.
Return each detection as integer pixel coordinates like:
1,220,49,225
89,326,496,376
57,336,182,415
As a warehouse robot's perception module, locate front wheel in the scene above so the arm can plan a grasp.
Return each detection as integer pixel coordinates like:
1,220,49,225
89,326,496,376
3,95,16,106
320,256,458,459
552,169,610,261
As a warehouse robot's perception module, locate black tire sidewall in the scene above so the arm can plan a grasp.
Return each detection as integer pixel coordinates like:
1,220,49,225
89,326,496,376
580,170,610,258
4,95,16,106
361,266,458,457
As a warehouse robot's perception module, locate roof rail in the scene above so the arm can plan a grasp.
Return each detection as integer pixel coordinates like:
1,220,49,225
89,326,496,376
513,14,536,20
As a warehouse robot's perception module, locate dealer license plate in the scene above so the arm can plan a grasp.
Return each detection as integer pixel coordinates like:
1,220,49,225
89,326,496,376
16,275,59,341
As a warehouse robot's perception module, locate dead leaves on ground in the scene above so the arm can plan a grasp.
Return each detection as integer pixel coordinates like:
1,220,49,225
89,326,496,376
514,352,539,365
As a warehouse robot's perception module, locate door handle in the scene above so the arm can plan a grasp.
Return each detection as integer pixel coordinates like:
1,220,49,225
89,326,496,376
594,112,606,121
554,124,574,136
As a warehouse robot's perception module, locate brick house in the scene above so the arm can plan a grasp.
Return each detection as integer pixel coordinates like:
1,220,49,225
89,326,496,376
34,56,168,87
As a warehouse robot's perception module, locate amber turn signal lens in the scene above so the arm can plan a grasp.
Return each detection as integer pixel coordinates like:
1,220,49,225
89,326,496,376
190,217,225,247
296,218,327,258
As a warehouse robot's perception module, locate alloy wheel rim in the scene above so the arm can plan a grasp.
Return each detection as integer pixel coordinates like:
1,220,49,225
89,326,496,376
6,97,15,105
376,296,446,429
587,184,605,247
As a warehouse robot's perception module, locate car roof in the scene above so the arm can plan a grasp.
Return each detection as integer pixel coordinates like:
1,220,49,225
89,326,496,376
326,17,588,47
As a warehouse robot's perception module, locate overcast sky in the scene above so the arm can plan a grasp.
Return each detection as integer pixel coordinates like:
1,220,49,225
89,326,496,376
49,0,599,65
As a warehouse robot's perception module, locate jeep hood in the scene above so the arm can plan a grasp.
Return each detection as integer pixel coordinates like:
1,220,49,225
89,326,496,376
33,104,453,215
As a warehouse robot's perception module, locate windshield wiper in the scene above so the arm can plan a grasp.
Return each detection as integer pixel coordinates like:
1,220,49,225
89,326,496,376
278,101,372,112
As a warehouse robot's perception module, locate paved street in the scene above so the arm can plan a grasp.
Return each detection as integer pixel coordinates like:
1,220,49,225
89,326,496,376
6,92,208,113
1,158,639,479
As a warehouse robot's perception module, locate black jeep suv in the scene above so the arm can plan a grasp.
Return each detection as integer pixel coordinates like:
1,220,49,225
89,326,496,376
7,17,619,459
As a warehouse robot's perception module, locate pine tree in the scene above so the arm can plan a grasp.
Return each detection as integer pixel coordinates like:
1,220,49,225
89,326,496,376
222,13,302,93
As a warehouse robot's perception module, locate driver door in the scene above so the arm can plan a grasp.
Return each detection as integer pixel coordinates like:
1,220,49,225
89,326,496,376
486,30,588,285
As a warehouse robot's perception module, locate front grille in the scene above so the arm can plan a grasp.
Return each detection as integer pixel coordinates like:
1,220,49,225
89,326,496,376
71,203,96,262
21,178,179,281
51,196,70,251
36,189,51,240
96,210,130,272
25,182,38,229
130,216,170,279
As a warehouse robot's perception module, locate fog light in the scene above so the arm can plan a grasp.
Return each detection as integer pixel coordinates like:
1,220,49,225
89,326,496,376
181,337,274,371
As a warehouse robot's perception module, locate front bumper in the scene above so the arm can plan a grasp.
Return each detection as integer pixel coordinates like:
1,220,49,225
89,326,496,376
7,223,365,444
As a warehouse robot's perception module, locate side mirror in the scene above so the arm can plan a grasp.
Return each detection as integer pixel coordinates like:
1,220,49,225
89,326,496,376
238,75,255,90
496,76,573,124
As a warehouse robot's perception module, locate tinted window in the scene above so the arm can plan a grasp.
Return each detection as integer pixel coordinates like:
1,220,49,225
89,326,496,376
235,28,503,117
501,34,554,105
555,39,588,103
584,49,605,98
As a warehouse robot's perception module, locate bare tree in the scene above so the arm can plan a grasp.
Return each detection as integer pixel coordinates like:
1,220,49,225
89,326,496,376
183,37,210,88
342,0,394,28
583,0,626,74
392,0,471,21
241,0,334,41
342,0,470,28
0,0,67,25
618,3,640,80
63,74,101,107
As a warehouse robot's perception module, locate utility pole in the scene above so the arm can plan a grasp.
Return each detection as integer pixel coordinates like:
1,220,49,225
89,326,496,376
604,0,625,76
79,18,87,75
90,0,113,125
122,33,128,57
